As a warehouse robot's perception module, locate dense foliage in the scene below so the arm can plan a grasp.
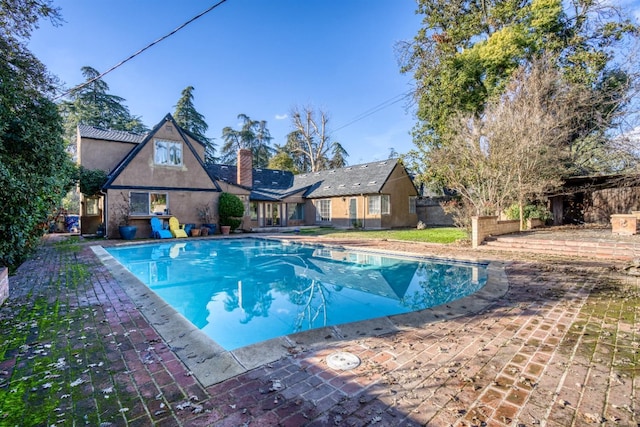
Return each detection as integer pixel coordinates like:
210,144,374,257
400,0,639,182
78,167,107,196
0,0,76,269
218,192,244,231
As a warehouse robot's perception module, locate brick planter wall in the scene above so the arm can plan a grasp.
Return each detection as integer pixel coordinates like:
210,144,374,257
472,216,520,248
0,267,8,306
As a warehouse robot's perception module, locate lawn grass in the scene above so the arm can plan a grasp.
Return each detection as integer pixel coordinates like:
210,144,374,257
295,227,468,244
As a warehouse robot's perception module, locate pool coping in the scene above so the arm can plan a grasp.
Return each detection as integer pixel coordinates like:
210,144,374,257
91,238,508,387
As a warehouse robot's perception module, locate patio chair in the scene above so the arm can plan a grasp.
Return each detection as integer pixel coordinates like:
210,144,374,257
168,217,188,238
150,217,173,239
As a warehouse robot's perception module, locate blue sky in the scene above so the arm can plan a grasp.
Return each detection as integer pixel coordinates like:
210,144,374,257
29,1,422,165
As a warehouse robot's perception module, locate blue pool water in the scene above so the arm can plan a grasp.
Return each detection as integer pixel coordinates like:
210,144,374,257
105,239,487,351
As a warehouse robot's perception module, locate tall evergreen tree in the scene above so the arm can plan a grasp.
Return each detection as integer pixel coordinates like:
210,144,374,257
173,86,216,163
0,0,76,268
59,66,147,154
220,114,274,168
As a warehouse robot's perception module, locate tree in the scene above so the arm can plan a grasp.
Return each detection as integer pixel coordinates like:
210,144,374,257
287,106,348,172
430,58,586,229
173,86,216,163
220,114,274,167
59,66,147,154
399,0,639,180
0,0,76,269
268,148,299,173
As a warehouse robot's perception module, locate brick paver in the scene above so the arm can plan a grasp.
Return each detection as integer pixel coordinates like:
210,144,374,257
0,234,638,426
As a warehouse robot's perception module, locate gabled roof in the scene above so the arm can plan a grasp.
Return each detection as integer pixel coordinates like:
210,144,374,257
292,159,400,198
102,113,220,190
206,159,405,201
78,125,147,144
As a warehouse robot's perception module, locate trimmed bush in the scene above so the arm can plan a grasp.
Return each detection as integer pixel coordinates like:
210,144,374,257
218,192,244,231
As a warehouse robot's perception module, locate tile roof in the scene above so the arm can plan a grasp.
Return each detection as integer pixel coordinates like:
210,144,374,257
78,125,147,144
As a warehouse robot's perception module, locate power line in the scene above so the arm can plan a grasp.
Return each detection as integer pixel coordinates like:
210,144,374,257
332,90,413,133
54,0,229,100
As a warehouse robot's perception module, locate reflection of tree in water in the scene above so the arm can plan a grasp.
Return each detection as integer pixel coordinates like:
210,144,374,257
290,278,328,332
399,263,476,310
223,280,275,324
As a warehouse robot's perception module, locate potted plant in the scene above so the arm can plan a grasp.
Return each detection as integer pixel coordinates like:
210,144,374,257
197,203,216,235
218,192,244,235
114,192,137,240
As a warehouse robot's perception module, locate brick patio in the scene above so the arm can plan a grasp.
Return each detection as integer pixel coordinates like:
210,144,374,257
0,233,637,426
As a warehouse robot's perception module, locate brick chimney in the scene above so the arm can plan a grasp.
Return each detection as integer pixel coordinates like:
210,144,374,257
237,149,253,187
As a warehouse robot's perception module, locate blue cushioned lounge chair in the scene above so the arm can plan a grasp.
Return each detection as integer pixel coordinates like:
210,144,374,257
150,217,173,239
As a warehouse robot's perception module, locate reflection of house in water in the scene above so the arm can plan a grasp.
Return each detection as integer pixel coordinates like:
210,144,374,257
300,249,419,300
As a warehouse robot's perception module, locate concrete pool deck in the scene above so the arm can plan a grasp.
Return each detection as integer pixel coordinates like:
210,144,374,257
0,230,638,426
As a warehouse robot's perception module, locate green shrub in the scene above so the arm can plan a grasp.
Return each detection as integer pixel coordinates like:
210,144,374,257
505,203,552,223
218,192,244,231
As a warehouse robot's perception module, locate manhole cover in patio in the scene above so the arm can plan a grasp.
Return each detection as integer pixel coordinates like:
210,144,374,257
326,352,361,370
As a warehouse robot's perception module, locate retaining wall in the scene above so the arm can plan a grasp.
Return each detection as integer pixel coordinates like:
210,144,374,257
472,216,520,248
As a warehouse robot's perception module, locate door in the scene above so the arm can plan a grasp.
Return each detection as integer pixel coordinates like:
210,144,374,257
349,198,357,226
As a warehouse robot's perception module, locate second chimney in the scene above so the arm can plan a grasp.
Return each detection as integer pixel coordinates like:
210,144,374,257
237,149,253,187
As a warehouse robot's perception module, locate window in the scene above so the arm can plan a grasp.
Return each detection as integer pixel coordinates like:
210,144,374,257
368,195,390,215
315,199,331,222
409,196,417,214
250,202,258,220
154,140,182,166
85,197,99,216
130,192,168,215
288,203,305,221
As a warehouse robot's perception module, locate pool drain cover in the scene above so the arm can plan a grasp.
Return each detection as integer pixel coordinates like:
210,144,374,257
326,352,361,370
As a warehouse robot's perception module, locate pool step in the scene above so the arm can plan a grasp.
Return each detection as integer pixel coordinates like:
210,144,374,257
481,236,640,261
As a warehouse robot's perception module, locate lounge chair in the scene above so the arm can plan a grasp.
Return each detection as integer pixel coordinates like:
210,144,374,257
168,217,188,238
150,217,173,239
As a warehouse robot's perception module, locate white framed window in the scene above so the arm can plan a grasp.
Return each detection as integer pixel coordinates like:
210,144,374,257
85,197,99,216
130,192,168,215
315,199,331,222
154,140,182,166
409,196,417,214
368,195,390,215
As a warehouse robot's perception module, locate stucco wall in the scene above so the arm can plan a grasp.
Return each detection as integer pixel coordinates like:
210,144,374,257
105,121,220,238
379,164,418,228
79,138,137,172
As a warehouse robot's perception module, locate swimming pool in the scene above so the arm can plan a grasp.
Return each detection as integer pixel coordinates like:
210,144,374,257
105,239,488,351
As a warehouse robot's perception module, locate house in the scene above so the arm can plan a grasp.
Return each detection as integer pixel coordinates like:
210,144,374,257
77,114,418,238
